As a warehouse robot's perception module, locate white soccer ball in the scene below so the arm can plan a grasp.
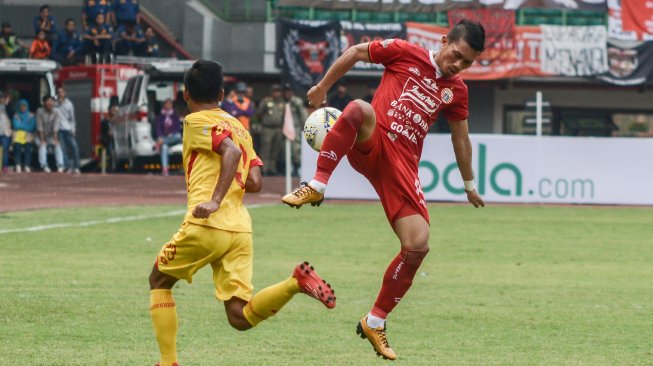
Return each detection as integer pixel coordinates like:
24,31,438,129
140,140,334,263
303,107,341,152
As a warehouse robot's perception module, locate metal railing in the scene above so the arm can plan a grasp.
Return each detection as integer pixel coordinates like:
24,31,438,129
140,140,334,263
198,0,607,27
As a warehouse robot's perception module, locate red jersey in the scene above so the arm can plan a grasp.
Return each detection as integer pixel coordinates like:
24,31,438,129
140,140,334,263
368,38,468,158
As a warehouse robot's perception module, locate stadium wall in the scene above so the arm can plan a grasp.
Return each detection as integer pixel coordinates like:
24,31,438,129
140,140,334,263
492,85,652,133
140,0,186,42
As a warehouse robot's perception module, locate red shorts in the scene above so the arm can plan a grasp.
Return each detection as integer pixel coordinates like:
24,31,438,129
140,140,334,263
346,125,430,224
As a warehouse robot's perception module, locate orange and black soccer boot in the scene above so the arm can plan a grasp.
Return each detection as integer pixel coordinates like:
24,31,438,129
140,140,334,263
282,182,324,209
292,261,336,309
356,317,397,361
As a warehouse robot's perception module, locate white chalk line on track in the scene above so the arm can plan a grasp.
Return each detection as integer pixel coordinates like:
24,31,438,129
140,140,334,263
0,204,266,235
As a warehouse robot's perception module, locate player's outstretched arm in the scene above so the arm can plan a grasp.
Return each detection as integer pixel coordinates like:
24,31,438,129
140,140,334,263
245,165,262,193
192,136,242,218
448,119,485,208
307,42,371,107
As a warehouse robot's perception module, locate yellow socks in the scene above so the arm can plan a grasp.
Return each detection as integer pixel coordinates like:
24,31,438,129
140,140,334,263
243,277,300,326
150,289,178,366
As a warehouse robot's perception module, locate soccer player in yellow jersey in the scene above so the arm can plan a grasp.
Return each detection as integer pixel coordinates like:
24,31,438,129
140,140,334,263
148,60,336,366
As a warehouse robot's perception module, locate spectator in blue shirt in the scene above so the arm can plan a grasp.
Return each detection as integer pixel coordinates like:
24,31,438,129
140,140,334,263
83,13,113,63
83,0,112,29
114,20,144,56
112,0,139,28
33,4,57,40
53,18,82,65
137,25,159,57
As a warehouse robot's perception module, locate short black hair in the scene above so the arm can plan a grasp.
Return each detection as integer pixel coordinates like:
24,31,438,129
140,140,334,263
448,19,485,52
40,4,49,12
42,95,54,103
65,18,75,25
183,60,223,103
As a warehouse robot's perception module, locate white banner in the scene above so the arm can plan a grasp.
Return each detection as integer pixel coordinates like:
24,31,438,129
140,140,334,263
540,25,608,76
301,134,653,205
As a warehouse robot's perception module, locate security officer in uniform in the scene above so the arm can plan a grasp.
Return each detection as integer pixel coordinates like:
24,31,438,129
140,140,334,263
283,83,307,176
256,84,286,176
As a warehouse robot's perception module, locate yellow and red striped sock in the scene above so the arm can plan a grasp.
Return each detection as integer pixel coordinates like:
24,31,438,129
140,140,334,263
150,289,178,366
243,277,300,326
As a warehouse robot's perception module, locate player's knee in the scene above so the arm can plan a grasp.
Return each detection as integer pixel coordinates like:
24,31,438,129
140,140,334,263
401,231,430,251
149,265,177,290
226,312,252,331
353,99,375,120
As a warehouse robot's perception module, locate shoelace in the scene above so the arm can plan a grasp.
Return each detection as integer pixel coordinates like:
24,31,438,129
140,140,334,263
376,328,390,348
292,183,314,198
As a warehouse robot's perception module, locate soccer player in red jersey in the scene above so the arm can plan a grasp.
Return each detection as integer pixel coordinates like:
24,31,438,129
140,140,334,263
282,20,486,360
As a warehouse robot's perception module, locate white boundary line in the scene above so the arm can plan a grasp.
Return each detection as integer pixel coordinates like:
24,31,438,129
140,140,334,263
0,205,266,235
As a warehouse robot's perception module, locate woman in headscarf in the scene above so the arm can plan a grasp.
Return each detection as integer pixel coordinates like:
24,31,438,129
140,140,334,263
11,99,36,173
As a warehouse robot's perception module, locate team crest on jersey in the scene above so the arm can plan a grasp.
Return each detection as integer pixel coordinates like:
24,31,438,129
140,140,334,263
441,88,453,104
382,39,395,48
409,67,420,76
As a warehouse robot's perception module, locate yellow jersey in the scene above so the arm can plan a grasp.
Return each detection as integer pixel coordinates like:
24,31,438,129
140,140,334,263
182,108,263,233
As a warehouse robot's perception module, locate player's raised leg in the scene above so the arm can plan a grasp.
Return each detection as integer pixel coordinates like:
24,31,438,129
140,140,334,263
223,261,336,330
357,214,430,360
149,263,181,366
282,99,376,208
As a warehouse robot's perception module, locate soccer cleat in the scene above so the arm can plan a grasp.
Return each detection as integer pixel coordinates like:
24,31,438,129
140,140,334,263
292,261,336,309
281,182,324,209
356,317,397,361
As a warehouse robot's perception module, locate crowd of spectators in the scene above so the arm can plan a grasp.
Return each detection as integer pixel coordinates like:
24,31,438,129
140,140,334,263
0,1,160,64
0,86,81,174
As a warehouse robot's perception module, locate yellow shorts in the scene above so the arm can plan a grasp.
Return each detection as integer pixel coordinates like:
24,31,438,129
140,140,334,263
156,222,253,302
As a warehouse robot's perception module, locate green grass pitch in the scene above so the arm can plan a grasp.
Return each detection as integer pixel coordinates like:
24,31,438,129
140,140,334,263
1,203,652,365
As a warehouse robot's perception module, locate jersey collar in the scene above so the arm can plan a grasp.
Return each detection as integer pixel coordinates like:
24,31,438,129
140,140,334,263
429,50,444,78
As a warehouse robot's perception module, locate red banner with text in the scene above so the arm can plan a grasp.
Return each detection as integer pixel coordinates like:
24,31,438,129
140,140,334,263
405,23,552,80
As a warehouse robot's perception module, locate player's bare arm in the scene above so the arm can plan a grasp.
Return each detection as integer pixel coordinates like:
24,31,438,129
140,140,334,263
192,136,242,218
245,165,262,193
307,42,371,107
448,118,485,208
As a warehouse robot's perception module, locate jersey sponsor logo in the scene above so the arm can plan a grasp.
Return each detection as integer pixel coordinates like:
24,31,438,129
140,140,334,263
421,77,438,92
441,88,454,104
398,77,441,115
320,150,338,161
409,67,420,76
389,101,429,133
382,39,395,48
390,121,419,144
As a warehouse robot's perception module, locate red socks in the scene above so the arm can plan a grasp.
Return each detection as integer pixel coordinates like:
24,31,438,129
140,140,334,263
371,248,430,319
313,101,364,185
